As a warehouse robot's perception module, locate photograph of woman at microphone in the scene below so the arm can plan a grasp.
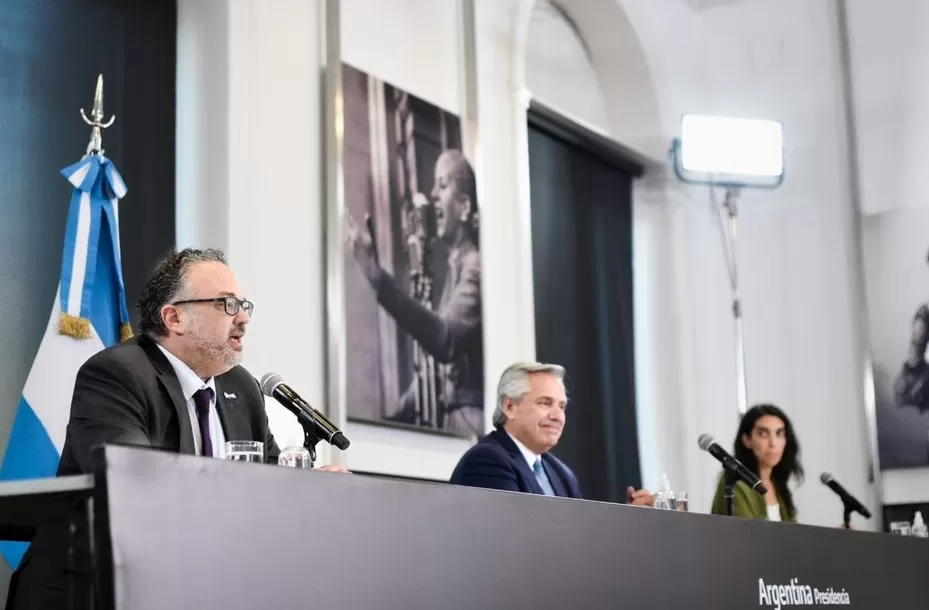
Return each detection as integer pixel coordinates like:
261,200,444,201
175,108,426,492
340,63,484,439
711,404,804,522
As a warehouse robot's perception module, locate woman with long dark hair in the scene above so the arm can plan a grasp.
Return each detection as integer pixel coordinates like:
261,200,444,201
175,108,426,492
711,404,804,522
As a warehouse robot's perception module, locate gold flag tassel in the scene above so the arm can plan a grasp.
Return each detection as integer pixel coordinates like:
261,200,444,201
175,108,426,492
58,313,92,340
120,323,134,342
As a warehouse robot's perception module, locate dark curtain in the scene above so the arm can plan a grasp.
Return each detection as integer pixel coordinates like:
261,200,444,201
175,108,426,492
527,112,641,504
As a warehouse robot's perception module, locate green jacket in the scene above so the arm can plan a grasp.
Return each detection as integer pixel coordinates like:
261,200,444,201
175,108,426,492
710,472,796,522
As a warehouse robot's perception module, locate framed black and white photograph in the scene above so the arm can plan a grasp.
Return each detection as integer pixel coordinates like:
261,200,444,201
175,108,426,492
862,207,929,469
341,62,484,439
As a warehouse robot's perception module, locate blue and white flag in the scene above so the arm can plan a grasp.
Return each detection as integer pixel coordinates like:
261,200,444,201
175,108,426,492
0,154,130,569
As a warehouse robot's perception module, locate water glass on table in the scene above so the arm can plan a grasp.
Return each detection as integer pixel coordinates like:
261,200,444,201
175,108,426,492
278,447,312,469
653,490,672,510
224,440,264,464
652,490,688,511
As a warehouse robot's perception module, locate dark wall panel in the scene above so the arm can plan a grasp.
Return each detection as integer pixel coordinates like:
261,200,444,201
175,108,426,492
0,0,177,461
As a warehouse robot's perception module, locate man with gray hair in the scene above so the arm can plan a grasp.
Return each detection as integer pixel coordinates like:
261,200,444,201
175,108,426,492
450,362,653,505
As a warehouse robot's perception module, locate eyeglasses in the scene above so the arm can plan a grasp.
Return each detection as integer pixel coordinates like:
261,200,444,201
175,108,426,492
172,296,255,317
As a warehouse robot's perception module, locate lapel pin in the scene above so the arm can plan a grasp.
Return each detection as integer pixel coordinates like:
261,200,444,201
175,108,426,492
224,392,237,400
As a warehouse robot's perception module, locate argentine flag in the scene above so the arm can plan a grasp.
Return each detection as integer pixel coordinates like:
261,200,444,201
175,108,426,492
0,154,130,570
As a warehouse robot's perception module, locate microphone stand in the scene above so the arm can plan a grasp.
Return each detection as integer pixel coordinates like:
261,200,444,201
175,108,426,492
725,469,738,517
301,424,322,468
842,505,852,530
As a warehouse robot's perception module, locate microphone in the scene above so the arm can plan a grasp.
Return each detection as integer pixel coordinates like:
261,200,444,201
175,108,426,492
259,373,351,450
698,434,767,495
820,473,871,519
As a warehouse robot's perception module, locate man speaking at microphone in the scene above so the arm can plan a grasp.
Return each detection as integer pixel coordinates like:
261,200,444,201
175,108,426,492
8,248,346,610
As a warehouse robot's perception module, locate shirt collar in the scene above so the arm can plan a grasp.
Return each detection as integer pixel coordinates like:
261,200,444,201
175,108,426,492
155,343,216,401
504,429,541,470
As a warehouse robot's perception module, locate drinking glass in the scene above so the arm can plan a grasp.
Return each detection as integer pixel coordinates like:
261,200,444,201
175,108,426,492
653,491,671,510
672,491,688,512
224,440,264,464
278,447,312,469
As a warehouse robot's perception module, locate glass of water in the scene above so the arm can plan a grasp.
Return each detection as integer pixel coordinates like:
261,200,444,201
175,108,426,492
653,491,672,510
224,440,264,464
278,447,312,469
673,491,688,512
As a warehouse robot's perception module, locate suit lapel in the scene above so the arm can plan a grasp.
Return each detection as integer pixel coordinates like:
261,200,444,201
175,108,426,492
138,335,196,455
492,429,544,495
215,378,250,442
156,372,196,455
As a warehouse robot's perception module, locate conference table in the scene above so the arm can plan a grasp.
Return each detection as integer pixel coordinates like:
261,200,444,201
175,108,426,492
1,445,927,609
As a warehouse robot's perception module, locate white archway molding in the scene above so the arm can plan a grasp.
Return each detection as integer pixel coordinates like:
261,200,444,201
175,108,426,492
524,1,610,132
514,0,677,160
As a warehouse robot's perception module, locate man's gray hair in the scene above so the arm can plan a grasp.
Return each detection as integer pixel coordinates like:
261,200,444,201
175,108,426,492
492,361,565,427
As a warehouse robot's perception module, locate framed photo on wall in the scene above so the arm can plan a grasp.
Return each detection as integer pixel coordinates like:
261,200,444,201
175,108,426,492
340,62,484,439
862,207,929,471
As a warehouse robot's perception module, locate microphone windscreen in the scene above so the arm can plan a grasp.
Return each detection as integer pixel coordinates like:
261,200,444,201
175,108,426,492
698,433,715,452
820,472,834,485
259,372,285,397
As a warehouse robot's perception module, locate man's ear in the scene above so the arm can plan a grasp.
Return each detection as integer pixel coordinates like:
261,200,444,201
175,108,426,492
161,304,183,335
502,397,515,419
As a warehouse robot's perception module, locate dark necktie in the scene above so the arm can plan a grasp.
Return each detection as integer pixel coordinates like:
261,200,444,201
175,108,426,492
193,388,214,457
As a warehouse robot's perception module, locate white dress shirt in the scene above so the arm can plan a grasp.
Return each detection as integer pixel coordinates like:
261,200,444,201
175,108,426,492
156,344,226,457
505,429,541,471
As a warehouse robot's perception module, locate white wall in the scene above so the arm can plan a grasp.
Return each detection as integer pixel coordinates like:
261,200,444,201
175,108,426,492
177,0,878,529
845,0,929,217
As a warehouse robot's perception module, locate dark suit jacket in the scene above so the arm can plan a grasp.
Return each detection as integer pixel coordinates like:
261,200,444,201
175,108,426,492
449,427,582,499
8,334,280,610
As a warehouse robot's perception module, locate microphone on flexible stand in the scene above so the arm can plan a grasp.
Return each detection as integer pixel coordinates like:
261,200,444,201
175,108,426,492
820,473,871,528
698,434,766,517
259,373,350,465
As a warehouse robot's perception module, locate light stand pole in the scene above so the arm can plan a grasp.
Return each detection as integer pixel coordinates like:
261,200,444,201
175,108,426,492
670,116,784,420
718,186,749,416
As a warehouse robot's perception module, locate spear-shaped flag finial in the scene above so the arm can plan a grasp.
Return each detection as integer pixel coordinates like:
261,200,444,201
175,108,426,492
79,74,116,156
